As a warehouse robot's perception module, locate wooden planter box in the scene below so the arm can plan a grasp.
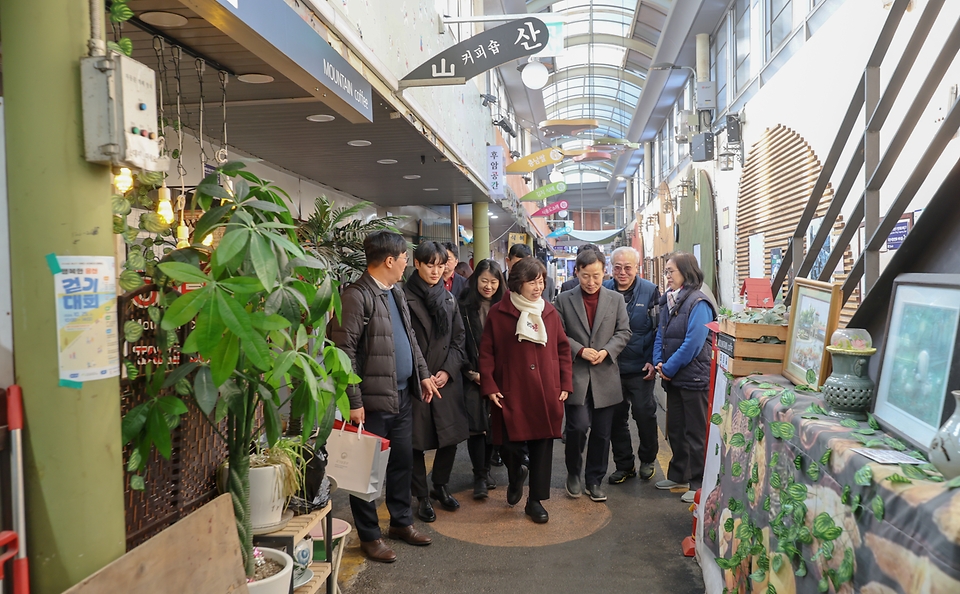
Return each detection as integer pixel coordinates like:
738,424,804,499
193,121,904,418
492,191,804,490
716,319,789,377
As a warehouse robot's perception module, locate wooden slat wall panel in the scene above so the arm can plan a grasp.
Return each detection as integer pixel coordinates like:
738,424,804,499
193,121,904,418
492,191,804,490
735,125,860,324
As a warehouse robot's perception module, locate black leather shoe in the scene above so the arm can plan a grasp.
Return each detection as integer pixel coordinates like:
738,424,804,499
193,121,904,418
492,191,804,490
430,485,460,511
506,465,528,506
565,473,582,498
473,475,489,499
485,470,497,489
521,453,531,468
417,497,436,522
524,499,549,524
490,450,504,467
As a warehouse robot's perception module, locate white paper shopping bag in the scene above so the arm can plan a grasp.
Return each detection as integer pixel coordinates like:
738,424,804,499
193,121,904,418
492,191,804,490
325,423,380,495
351,446,391,502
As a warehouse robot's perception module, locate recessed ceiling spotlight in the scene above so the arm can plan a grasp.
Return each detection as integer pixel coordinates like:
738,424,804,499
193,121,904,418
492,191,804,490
490,215,499,219
139,11,189,27
347,140,372,147
423,188,439,191
306,114,335,122
237,73,274,84
377,159,398,165
403,174,421,180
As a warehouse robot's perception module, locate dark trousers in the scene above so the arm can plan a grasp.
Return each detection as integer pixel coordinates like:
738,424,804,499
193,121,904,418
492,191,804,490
611,373,659,471
411,444,458,498
664,383,709,489
467,434,492,478
349,389,414,542
564,389,616,486
500,419,553,501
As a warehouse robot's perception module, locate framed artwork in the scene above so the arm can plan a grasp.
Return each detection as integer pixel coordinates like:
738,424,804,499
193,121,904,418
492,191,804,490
783,278,842,388
874,274,960,449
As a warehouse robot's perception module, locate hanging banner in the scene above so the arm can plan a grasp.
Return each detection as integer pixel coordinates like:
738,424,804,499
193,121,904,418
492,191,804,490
547,227,572,238
532,200,569,218
506,147,565,173
488,146,506,199
53,256,120,383
508,232,529,246
521,181,567,202
537,17,566,57
399,17,549,88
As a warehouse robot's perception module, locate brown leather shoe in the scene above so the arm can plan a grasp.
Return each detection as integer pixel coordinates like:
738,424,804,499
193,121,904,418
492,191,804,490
387,524,432,546
359,538,397,563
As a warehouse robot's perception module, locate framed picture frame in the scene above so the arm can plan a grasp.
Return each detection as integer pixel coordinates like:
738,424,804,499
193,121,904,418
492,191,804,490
874,273,960,449
782,278,842,388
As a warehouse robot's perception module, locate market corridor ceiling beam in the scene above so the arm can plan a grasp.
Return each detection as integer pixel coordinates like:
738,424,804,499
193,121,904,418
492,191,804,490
548,66,646,90
565,33,656,60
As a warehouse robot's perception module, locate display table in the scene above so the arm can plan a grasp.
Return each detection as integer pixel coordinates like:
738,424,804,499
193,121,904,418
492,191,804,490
697,374,960,593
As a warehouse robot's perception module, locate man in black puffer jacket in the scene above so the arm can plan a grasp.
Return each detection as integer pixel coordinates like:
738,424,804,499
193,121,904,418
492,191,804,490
331,231,441,563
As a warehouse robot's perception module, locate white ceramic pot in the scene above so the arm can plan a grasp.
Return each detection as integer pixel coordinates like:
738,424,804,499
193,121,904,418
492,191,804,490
249,464,285,530
247,547,294,594
930,390,960,479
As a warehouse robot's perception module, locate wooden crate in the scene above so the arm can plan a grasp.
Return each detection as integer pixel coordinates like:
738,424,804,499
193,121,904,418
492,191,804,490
716,319,788,377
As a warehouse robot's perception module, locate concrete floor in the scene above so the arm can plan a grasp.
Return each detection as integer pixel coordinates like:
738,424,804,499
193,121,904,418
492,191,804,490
328,387,705,594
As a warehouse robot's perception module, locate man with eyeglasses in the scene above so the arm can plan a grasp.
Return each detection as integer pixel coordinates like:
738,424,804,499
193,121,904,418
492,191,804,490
603,247,661,484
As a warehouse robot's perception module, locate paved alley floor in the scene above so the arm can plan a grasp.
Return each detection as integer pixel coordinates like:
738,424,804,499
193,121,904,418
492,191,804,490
329,387,705,594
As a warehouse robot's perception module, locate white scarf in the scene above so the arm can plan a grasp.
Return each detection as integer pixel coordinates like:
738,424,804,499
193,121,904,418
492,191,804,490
510,292,548,346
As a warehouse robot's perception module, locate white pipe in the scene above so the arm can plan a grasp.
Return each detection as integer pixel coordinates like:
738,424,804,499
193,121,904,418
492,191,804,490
88,0,105,56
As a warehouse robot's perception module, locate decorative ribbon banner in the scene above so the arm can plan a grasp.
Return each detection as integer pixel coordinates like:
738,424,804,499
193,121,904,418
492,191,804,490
532,200,569,218
521,181,567,202
400,17,549,88
506,147,565,173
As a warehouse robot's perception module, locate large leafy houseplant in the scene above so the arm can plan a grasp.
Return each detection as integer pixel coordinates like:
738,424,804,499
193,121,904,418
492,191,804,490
121,161,355,577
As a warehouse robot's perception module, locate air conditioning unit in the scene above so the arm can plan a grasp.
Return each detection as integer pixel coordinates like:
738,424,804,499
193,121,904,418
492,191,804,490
674,110,698,144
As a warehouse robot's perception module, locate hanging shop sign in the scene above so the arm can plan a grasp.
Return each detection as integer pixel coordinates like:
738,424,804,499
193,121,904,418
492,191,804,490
532,200,569,218
509,233,529,246
399,17,549,88
547,226,572,238
183,0,373,122
51,255,120,384
506,147,565,174
488,146,506,199
521,181,567,202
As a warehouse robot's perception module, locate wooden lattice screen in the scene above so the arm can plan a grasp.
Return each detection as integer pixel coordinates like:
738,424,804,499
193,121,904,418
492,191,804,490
735,125,860,326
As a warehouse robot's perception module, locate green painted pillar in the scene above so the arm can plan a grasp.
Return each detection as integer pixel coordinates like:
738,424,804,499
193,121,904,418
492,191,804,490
1,0,126,591
472,201,490,262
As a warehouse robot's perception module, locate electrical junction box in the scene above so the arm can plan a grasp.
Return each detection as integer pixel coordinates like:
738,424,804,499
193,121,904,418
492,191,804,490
81,52,167,172
691,132,715,162
696,80,716,111
674,110,698,144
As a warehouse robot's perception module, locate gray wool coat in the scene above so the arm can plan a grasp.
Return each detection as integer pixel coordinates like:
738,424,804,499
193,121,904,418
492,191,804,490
554,287,632,409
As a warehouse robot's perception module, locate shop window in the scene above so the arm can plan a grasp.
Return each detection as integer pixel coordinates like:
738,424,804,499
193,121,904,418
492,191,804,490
734,0,751,92
713,16,730,113
767,0,793,56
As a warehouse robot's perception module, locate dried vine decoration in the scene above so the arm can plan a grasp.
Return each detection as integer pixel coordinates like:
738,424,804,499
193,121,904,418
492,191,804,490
196,58,212,176
172,46,187,202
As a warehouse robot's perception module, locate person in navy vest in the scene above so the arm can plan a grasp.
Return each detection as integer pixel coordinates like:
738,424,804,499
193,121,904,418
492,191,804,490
603,247,661,485
653,252,716,503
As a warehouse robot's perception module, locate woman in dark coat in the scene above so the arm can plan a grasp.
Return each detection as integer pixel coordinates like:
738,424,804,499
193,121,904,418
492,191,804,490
479,258,573,524
405,241,469,522
459,259,505,499
653,252,717,504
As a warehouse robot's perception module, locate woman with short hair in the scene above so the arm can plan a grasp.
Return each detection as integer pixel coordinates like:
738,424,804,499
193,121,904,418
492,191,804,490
405,241,469,522
479,258,573,524
653,252,717,503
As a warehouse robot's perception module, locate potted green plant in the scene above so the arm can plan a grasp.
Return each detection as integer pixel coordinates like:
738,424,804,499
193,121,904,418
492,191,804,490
121,161,355,581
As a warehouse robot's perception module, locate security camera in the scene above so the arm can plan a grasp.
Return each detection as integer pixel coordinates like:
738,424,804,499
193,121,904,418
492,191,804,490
480,93,498,107
492,116,517,138
510,150,521,159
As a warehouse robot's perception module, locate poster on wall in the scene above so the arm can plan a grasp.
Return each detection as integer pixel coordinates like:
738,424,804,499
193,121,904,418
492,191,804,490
693,244,701,267
808,216,832,280
748,233,765,278
53,256,120,383
770,247,783,279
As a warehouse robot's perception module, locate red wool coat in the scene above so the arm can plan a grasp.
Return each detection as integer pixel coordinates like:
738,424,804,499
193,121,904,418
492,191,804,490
479,293,574,443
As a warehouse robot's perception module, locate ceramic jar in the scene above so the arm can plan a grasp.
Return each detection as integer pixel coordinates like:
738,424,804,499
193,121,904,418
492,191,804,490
929,390,960,479
822,346,877,420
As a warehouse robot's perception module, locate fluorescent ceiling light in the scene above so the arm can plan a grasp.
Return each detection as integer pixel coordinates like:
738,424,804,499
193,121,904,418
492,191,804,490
306,114,335,122
403,174,421,180
377,159,398,164
424,188,439,191
347,140,372,147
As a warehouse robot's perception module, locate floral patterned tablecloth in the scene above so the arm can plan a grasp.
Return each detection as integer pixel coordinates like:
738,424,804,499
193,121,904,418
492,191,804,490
699,374,960,594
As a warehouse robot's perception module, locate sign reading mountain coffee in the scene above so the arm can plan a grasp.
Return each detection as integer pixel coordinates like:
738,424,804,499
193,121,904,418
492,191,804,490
400,17,549,88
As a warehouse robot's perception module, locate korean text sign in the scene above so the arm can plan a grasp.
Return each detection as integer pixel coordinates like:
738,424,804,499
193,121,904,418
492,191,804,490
54,256,120,382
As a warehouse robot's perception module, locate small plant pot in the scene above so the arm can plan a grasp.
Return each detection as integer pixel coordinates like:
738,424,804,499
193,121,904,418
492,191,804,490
249,464,285,530
247,547,294,594
822,347,876,420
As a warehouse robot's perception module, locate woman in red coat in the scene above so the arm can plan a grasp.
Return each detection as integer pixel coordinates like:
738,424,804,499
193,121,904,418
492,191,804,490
479,257,573,524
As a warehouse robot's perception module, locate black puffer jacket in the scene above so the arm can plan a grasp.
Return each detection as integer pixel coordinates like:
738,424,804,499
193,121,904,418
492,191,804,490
330,272,431,413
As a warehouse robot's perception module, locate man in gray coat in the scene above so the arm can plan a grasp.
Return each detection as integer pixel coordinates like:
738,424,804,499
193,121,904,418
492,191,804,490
554,248,632,502
331,231,442,563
